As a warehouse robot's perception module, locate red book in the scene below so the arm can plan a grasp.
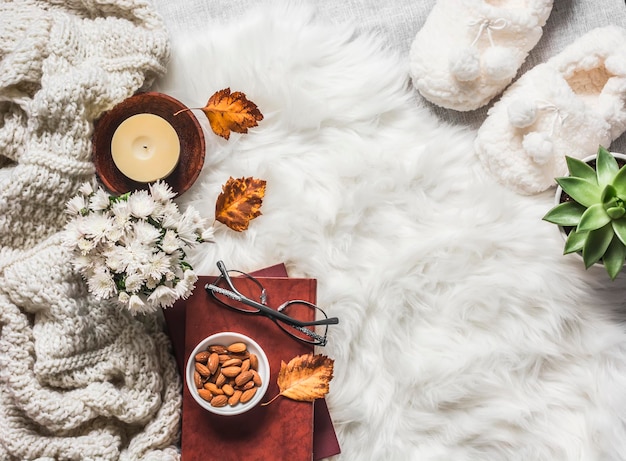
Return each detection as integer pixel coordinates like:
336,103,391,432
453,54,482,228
165,264,340,459
182,276,317,461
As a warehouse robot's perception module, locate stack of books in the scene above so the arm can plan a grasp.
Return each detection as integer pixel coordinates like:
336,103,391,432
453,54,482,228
164,263,340,460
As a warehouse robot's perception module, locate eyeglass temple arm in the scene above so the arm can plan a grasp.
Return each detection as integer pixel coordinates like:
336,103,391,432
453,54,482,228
307,317,339,326
206,282,339,328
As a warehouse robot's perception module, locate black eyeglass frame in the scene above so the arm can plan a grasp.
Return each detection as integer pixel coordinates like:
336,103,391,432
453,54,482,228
204,261,339,346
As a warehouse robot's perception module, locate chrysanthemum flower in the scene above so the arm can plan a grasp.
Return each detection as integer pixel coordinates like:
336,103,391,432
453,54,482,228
128,294,149,313
66,195,87,215
127,190,157,219
63,181,214,315
149,181,177,203
148,284,178,308
87,268,116,300
133,220,161,246
89,188,111,211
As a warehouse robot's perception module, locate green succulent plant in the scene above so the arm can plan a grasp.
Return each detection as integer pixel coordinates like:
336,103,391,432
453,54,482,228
543,145,626,280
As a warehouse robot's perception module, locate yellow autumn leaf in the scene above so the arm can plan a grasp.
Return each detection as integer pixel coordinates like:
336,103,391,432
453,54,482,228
202,88,263,139
174,88,263,139
215,176,266,232
262,353,334,406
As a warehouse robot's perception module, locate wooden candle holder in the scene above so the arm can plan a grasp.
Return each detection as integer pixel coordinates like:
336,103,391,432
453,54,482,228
93,92,205,196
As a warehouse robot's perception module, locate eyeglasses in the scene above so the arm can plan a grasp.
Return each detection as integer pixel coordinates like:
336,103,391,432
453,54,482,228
204,261,339,346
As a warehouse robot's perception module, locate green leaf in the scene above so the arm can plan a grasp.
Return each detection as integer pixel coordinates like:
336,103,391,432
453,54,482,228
563,228,588,254
565,156,597,183
606,206,626,220
596,145,619,186
582,223,615,268
556,177,601,208
612,217,626,246
601,184,618,204
603,236,626,280
578,204,611,232
611,164,626,196
542,201,586,226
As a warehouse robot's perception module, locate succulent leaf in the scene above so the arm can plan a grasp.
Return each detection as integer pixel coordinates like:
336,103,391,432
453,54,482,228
542,201,586,226
563,228,588,254
603,236,626,280
578,204,611,232
565,156,597,183
582,223,614,268
606,206,626,220
556,177,601,208
601,184,618,203
611,163,626,196
612,217,626,246
597,145,619,186
600,185,626,218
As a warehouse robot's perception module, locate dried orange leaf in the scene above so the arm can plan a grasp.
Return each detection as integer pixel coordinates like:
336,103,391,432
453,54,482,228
201,88,263,139
262,353,334,406
215,176,267,232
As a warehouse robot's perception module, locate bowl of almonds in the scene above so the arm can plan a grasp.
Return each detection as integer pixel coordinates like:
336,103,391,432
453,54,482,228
186,331,270,416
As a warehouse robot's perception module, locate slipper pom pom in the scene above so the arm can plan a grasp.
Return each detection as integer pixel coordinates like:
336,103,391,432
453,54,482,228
449,47,480,82
523,132,553,164
482,46,517,81
508,99,538,128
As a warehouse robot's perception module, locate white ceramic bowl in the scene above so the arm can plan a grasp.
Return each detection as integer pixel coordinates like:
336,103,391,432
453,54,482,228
186,331,270,416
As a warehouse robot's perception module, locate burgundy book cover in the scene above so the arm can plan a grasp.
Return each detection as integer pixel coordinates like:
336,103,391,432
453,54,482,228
182,276,317,461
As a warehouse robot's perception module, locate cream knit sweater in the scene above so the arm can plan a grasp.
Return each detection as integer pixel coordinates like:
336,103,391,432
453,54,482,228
0,1,182,459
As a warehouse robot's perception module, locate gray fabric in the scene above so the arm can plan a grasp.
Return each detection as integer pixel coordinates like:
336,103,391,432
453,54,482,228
152,0,626,151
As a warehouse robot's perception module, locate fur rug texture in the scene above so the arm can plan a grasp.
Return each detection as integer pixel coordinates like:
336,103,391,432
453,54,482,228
156,3,626,460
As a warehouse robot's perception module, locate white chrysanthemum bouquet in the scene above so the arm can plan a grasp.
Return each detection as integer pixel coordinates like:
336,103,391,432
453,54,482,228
63,181,214,314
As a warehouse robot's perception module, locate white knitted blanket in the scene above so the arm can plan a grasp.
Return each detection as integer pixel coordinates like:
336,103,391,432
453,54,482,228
0,1,181,459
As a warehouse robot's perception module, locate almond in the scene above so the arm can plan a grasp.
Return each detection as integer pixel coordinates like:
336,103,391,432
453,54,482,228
230,351,250,359
227,342,247,354
215,372,227,387
218,354,231,363
241,380,255,391
207,353,219,374
228,390,242,406
207,367,219,383
222,358,243,368
251,369,262,386
240,387,257,404
197,389,213,401
241,359,251,373
209,345,229,354
210,395,228,407
234,370,253,387
249,353,259,370
194,351,210,363
204,382,224,395
221,366,242,378
222,384,235,396
195,362,211,377
193,371,203,388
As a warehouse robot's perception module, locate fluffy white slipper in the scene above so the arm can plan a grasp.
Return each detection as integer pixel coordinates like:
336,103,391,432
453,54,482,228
409,0,553,111
475,25,626,195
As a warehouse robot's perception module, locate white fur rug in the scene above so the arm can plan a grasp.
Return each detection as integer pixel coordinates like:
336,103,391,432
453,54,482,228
156,3,626,460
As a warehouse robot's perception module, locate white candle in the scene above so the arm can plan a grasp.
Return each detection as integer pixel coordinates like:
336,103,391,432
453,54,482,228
110,113,181,183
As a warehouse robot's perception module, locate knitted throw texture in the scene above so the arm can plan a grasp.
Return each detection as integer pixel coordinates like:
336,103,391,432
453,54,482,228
0,1,183,459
